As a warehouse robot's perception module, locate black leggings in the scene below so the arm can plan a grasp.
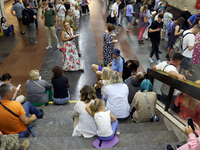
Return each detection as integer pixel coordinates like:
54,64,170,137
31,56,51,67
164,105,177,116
150,40,160,60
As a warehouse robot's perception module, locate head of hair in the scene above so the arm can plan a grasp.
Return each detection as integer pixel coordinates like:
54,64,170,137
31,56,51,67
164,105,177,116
89,99,104,112
75,3,79,10
176,17,185,26
25,2,29,7
127,60,139,73
62,21,70,30
0,73,12,81
140,79,153,92
193,24,200,30
59,0,64,5
110,71,123,84
191,17,200,28
136,0,141,4
68,9,73,13
158,14,163,19
29,69,40,80
172,53,184,61
140,5,148,13
166,7,172,13
52,66,63,79
42,1,48,6
135,72,147,82
101,67,111,80
107,23,115,32
80,85,97,103
158,8,163,14
1,17,6,25
0,83,14,98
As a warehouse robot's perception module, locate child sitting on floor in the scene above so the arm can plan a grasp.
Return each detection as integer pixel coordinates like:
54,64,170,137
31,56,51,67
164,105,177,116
86,99,120,141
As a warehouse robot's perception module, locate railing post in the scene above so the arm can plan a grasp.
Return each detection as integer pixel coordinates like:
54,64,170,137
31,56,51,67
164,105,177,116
165,87,175,111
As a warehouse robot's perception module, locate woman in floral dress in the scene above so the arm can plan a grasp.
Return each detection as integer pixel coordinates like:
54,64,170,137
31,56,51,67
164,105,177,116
191,33,200,72
61,22,83,71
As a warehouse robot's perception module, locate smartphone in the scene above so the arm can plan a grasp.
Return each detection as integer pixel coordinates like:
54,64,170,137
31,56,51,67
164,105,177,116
187,118,195,131
16,84,21,90
114,40,118,42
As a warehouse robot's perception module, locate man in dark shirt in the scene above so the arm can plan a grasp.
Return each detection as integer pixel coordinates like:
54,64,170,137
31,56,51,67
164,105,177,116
148,14,163,64
22,2,36,44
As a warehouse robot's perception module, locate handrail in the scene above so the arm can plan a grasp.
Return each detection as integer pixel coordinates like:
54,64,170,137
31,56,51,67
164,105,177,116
147,68,200,111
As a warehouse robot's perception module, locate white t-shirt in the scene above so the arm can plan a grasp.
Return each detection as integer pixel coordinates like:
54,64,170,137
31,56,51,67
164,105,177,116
111,2,118,18
101,79,110,95
70,0,75,10
104,83,130,119
74,9,80,18
155,61,179,95
94,110,113,137
182,30,195,58
56,4,66,16
2,22,8,30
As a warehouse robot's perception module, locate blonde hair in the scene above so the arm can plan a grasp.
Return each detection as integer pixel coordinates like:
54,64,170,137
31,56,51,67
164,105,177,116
30,69,40,80
58,0,64,5
90,99,104,112
101,67,111,80
109,71,123,84
140,5,148,13
80,85,97,103
62,21,70,31
75,4,79,10
42,1,48,6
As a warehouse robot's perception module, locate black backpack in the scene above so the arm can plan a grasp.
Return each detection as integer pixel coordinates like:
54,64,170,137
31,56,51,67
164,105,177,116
22,9,31,25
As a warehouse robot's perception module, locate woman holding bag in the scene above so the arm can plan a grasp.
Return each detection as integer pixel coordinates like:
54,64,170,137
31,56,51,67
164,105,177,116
61,21,84,72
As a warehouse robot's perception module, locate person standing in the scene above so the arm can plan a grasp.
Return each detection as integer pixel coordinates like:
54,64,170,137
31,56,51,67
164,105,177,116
179,6,191,30
148,14,163,64
41,2,60,50
56,0,66,29
22,3,37,44
126,1,135,32
11,0,25,35
29,0,38,30
187,9,200,28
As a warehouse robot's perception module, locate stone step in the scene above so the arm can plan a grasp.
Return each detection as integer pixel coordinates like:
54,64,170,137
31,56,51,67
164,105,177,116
21,130,179,150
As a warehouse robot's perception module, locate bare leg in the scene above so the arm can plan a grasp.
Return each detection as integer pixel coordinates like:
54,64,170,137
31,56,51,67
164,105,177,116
91,64,102,80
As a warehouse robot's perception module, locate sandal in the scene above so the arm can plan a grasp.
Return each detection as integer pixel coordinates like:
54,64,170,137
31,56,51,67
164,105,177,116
138,40,144,44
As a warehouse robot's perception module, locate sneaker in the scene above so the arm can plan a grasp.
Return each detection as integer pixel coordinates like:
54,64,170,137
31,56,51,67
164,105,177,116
158,50,162,54
21,139,30,150
33,41,37,45
88,12,90,15
57,44,60,49
111,33,117,36
46,45,52,50
118,24,122,27
38,109,44,119
81,13,84,16
157,59,161,64
165,144,174,150
149,58,153,63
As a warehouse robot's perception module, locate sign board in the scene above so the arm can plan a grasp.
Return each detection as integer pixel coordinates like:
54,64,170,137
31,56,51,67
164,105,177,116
195,0,200,9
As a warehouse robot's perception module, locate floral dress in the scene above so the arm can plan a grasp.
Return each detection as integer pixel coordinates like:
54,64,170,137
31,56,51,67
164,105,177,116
62,29,83,71
103,32,114,65
192,34,200,65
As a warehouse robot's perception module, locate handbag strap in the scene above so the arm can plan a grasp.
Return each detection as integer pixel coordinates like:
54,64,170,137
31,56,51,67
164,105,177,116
143,92,152,119
0,101,19,117
103,79,109,85
32,80,45,90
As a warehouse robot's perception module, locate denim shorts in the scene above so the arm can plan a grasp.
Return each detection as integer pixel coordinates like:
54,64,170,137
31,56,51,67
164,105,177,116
126,16,133,23
180,56,191,70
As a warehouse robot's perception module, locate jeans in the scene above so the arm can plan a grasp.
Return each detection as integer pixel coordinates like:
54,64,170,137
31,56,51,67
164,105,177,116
97,120,118,141
138,27,146,41
26,23,36,44
4,25,14,35
119,9,124,24
150,39,160,60
53,92,70,105
34,13,38,29
113,19,118,33
44,26,59,46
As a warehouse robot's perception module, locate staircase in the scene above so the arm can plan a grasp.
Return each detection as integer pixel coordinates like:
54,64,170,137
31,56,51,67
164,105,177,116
20,103,185,150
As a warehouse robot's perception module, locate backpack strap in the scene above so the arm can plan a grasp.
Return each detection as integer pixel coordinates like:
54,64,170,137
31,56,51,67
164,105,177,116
182,32,194,51
0,101,19,117
163,62,176,72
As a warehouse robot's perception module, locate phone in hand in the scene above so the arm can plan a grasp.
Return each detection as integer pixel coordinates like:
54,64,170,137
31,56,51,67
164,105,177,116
16,84,21,90
187,118,195,131
114,40,118,42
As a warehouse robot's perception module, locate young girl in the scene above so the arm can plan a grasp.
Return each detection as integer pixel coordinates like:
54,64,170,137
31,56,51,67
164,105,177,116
86,99,120,141
1,17,15,36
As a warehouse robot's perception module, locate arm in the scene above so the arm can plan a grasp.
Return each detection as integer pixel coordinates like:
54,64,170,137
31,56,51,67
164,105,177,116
41,10,45,19
33,15,36,19
149,27,160,33
85,102,95,117
187,19,192,27
174,26,183,36
20,114,37,125
61,30,75,42
10,10,16,16
75,16,77,24
185,125,199,150
113,10,118,19
12,88,20,100
110,113,116,122
168,71,186,81
152,65,157,71
144,16,148,23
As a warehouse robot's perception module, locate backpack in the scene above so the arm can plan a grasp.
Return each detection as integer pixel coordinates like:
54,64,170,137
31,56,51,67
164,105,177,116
22,9,31,25
173,32,193,54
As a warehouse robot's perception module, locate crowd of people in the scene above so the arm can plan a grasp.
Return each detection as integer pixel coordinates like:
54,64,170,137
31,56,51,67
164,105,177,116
1,0,200,149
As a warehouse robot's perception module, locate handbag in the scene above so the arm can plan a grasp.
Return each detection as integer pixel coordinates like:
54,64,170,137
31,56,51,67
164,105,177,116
59,45,67,52
143,92,159,122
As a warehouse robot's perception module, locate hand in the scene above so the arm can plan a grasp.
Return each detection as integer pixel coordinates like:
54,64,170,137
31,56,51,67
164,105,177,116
185,126,194,135
112,40,117,43
177,74,186,81
194,122,200,133
70,35,75,39
0,131,3,138
157,28,161,31
31,114,37,121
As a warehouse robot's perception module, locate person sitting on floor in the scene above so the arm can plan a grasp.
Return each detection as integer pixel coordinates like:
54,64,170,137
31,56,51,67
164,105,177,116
51,66,70,105
0,17,15,36
0,73,25,104
86,99,120,141
122,60,139,81
72,85,97,138
165,122,200,150
131,79,157,123
26,69,52,105
103,71,130,120
127,72,146,104
0,83,44,138
91,48,124,80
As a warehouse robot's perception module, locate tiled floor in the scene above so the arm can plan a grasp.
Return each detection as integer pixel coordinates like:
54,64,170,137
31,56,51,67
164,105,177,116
0,0,200,99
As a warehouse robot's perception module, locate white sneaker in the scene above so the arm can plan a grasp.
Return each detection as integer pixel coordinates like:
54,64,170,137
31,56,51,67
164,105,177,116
111,33,117,36
149,58,153,63
81,14,84,16
57,44,60,49
116,32,118,35
46,45,52,50
157,60,161,64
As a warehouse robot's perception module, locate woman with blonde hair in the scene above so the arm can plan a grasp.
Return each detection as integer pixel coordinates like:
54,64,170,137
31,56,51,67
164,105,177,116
72,85,97,138
26,69,52,105
61,21,84,71
56,0,66,29
103,72,130,120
